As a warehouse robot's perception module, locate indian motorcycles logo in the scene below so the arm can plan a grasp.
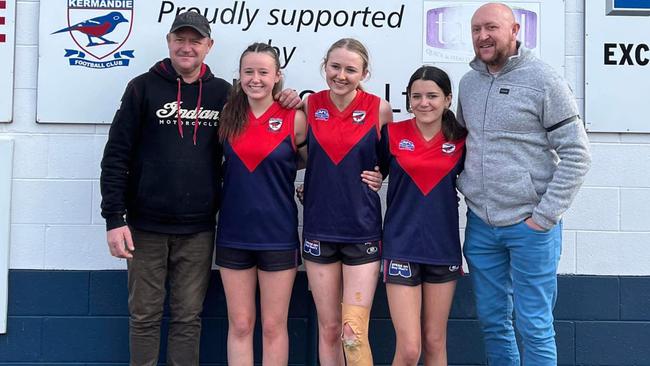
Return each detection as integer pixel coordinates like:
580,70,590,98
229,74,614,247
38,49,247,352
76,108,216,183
52,0,135,69
156,102,220,128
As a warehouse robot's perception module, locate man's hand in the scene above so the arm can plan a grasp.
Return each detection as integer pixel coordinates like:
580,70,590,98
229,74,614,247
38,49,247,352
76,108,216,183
275,89,303,109
296,184,304,204
361,166,383,192
107,226,135,259
524,217,546,232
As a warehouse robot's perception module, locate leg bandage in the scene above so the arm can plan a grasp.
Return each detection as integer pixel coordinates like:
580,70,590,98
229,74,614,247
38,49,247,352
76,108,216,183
341,303,373,366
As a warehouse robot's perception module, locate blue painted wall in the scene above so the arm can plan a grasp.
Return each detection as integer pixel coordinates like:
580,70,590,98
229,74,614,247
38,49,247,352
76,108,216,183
1,271,649,365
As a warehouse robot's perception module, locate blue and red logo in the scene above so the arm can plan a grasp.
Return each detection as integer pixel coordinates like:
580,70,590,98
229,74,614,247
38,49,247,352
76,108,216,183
315,108,329,121
398,139,415,152
52,0,135,68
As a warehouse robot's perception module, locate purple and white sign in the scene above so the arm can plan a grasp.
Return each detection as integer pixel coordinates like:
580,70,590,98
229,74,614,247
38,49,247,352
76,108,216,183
422,2,540,63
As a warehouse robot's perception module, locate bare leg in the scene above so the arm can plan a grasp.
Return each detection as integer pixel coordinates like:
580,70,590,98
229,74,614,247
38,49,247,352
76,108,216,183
258,268,297,366
421,281,456,366
304,260,344,366
221,267,257,366
386,283,422,366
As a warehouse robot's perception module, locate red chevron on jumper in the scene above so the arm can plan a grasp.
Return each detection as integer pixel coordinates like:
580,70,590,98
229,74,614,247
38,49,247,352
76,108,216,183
230,102,295,173
308,90,380,165
389,119,465,195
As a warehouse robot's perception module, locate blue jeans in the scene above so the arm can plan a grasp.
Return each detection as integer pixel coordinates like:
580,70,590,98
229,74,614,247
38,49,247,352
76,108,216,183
464,210,562,366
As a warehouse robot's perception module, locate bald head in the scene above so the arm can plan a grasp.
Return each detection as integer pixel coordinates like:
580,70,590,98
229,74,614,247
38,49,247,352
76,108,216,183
470,2,520,72
473,3,517,26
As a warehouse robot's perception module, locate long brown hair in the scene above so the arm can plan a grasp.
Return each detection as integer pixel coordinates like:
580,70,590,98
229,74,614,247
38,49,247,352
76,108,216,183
219,43,283,142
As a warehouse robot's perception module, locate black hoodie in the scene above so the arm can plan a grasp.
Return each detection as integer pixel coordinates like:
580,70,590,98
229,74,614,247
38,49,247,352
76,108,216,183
100,58,231,234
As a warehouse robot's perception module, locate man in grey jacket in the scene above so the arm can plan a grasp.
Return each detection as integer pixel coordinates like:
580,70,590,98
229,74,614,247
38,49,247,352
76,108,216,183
456,3,591,365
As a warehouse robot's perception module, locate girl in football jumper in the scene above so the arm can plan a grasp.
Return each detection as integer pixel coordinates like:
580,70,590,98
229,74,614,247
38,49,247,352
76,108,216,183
215,42,383,366
301,38,393,366
215,42,308,366
379,66,467,366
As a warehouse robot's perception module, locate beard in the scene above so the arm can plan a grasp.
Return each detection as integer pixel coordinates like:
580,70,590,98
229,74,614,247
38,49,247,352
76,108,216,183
484,51,509,67
476,43,514,71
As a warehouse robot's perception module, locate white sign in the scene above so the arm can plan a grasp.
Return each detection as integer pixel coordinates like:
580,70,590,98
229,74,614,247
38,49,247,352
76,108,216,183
586,0,650,133
37,0,565,124
0,0,15,123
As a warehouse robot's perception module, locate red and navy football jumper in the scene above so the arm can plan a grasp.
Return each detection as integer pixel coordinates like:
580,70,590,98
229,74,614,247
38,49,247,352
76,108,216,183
380,119,465,266
216,102,300,251
303,89,382,243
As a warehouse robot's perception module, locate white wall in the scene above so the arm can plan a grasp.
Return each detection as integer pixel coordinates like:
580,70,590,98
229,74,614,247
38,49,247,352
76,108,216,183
4,0,121,270
3,0,650,274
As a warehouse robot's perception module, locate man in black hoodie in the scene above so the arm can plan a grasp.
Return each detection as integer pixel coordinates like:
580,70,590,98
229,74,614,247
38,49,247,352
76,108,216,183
100,12,298,365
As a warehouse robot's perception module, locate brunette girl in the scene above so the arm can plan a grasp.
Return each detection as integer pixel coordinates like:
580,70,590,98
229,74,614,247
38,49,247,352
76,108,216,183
215,42,307,366
380,66,467,366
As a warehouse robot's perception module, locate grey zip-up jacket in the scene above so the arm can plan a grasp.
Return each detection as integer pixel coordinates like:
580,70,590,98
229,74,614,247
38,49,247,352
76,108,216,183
456,46,591,230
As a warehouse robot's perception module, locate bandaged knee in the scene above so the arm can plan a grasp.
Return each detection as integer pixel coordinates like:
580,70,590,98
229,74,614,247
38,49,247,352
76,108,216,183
341,303,372,366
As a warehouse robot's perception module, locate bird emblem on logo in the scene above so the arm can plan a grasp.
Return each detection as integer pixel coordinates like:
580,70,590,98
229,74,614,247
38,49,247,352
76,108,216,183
268,118,283,132
352,110,366,124
442,142,456,154
52,11,128,47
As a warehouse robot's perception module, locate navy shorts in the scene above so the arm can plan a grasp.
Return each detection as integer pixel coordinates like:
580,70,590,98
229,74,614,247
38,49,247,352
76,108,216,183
383,259,462,286
302,239,381,265
215,246,301,272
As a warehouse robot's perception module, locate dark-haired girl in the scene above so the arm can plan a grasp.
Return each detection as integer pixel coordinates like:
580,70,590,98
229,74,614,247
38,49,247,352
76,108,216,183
379,66,467,366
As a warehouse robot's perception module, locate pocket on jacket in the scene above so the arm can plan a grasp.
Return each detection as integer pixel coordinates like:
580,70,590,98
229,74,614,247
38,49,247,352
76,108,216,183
491,171,539,209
